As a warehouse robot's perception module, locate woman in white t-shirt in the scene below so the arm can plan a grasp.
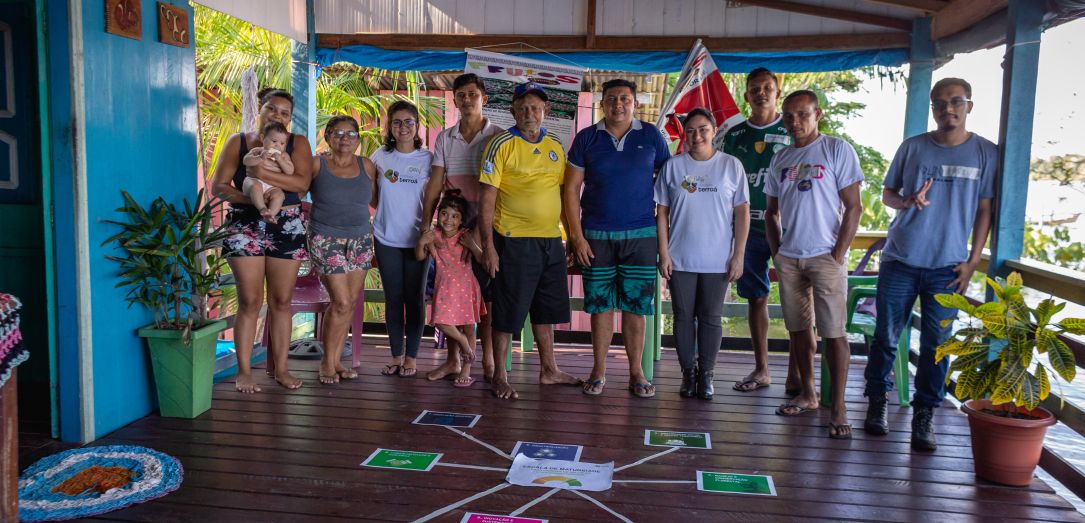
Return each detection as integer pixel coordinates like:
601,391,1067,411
371,101,433,378
654,108,751,401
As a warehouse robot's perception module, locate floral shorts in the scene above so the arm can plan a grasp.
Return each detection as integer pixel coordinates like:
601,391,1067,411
223,206,308,260
308,233,374,274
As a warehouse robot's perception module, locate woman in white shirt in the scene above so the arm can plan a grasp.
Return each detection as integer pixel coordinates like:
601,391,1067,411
655,108,751,400
371,101,433,378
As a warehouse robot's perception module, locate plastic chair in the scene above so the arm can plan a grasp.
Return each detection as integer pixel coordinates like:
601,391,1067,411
819,239,911,408
264,264,331,374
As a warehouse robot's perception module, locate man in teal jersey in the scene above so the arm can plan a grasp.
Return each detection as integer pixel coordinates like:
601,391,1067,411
717,68,798,394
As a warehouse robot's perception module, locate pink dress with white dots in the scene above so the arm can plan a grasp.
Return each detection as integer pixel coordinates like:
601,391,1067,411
430,229,486,325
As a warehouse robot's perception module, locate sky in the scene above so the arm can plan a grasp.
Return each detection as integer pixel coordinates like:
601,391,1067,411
841,17,1085,160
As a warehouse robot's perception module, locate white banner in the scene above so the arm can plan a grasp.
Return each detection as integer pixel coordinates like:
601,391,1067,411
464,49,585,147
506,454,613,492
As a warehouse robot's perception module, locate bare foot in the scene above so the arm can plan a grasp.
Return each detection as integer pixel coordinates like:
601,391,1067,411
460,345,476,364
235,373,262,394
335,365,359,380
491,377,519,399
319,361,339,385
539,369,583,386
274,371,303,390
427,360,461,381
260,208,277,224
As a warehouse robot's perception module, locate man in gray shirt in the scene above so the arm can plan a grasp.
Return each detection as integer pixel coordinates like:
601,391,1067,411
863,78,996,451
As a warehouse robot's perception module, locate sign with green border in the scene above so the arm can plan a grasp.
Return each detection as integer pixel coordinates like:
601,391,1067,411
362,448,442,472
697,471,777,496
644,430,711,449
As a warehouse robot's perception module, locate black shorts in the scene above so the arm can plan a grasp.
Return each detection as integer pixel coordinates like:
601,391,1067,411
491,236,570,333
223,206,308,260
472,259,493,303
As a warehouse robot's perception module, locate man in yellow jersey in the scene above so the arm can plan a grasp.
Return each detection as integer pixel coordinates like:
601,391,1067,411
479,82,583,399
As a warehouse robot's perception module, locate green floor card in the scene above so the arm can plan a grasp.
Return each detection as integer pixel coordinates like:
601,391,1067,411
644,430,712,449
362,448,442,472
697,471,777,496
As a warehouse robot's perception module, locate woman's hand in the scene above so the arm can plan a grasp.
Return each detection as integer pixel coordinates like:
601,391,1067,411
658,253,673,280
727,253,744,283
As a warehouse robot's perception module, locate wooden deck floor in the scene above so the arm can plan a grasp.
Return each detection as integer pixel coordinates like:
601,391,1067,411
74,336,1084,522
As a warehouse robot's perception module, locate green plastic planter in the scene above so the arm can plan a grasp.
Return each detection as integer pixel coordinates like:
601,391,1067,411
138,320,227,418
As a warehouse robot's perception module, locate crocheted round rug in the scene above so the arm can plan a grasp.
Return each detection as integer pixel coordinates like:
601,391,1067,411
18,445,183,522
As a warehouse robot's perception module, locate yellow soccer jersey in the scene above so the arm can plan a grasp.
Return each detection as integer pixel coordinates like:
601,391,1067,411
479,128,566,238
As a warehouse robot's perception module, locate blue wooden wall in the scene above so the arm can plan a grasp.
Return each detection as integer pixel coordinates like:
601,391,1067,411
76,0,199,439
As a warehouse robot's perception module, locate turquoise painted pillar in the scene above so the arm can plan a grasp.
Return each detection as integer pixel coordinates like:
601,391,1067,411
291,0,317,144
989,0,1043,284
903,18,934,139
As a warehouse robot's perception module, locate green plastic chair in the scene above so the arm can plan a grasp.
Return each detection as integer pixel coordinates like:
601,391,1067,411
819,274,911,407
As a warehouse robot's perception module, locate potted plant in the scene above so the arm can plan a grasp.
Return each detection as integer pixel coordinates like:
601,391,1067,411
104,190,232,418
935,272,1084,486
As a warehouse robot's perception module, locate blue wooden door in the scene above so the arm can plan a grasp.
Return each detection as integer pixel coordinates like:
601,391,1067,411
0,1,53,435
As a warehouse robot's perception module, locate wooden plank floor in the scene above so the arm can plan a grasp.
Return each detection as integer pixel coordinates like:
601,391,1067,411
74,336,1084,522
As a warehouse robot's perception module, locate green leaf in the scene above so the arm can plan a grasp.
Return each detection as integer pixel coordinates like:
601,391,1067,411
1045,333,1078,382
995,357,1027,402
975,301,1006,316
1036,365,1051,401
1034,299,1057,327
1007,298,1031,327
1006,271,1023,290
950,349,991,374
986,277,1006,301
955,367,982,400
1018,373,1041,410
978,313,1009,338
935,293,974,314
1057,318,1085,335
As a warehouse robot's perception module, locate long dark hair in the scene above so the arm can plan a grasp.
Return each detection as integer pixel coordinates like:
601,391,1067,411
383,100,423,152
258,87,294,108
437,188,471,226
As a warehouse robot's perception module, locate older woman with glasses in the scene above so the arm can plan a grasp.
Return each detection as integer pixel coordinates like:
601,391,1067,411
307,115,378,384
371,101,433,378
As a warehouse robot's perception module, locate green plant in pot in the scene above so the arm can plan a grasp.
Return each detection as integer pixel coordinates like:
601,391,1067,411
104,190,233,418
935,271,1084,486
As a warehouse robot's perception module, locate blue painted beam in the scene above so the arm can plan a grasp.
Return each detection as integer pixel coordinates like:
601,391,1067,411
903,18,934,139
989,0,1044,285
291,0,317,144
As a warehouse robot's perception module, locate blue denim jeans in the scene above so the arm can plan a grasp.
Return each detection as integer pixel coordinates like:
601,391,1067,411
863,260,958,408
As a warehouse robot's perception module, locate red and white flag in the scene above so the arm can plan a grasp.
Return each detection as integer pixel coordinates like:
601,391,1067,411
656,40,744,152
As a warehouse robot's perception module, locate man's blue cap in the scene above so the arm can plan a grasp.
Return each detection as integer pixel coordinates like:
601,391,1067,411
513,81,549,102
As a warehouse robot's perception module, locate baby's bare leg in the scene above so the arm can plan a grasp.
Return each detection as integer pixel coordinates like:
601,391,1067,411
264,188,284,222
247,183,267,211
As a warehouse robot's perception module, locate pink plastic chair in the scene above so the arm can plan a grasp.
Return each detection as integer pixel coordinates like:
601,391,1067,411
263,266,331,374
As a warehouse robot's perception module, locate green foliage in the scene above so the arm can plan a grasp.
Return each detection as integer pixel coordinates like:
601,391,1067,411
1031,154,1085,184
1023,222,1085,271
935,272,1081,410
103,190,232,338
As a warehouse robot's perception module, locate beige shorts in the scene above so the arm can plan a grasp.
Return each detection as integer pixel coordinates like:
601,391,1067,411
774,253,848,338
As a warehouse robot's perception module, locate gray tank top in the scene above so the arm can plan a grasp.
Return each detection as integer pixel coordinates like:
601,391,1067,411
309,156,373,238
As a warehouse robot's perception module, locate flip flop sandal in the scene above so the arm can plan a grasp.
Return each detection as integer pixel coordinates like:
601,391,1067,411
381,364,401,376
733,378,770,392
629,382,656,398
453,376,476,388
582,378,606,396
829,422,854,440
776,403,816,416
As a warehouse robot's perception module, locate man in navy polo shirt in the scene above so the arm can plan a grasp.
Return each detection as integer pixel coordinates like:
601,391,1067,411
564,78,671,398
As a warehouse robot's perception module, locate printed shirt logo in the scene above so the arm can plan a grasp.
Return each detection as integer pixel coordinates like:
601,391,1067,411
680,175,718,193
754,141,766,154
383,169,399,183
549,151,559,161
941,165,981,180
482,161,494,175
533,148,541,154
748,168,768,188
782,163,826,182
764,133,790,145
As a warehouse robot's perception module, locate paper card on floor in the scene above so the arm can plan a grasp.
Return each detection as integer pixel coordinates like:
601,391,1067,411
361,448,441,471
511,441,583,461
644,430,712,449
697,471,777,496
506,454,613,491
460,513,548,523
413,410,481,428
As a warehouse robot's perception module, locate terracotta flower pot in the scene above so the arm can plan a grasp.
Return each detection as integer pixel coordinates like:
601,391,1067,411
961,399,1056,486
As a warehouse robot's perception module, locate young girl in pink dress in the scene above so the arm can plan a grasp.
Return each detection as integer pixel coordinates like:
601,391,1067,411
415,189,486,387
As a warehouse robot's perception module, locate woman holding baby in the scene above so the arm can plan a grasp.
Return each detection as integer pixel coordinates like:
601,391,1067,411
211,87,314,393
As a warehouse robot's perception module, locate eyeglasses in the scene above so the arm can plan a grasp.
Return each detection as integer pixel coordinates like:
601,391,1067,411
931,98,971,111
331,130,359,138
392,119,417,128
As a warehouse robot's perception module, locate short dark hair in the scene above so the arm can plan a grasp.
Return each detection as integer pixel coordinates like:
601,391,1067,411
683,107,715,128
452,73,487,95
437,188,472,224
601,78,637,98
746,67,780,89
258,88,294,108
323,115,360,141
383,100,423,152
783,90,820,109
932,77,972,99
260,121,289,138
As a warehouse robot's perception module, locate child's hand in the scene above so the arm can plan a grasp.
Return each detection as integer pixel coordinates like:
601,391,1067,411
419,229,435,245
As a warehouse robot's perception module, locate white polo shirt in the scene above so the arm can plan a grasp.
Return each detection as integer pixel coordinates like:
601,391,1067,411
432,118,504,204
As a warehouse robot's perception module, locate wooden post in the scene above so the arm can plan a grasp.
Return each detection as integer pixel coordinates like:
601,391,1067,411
291,0,318,144
989,0,1043,284
903,17,934,139
1,369,18,523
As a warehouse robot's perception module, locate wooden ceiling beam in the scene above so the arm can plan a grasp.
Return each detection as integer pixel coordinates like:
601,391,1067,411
317,32,910,53
856,0,949,13
586,0,597,49
730,0,913,30
932,0,1007,40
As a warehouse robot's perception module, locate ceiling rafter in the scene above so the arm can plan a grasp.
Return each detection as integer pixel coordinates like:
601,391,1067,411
729,0,913,30
856,0,949,13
